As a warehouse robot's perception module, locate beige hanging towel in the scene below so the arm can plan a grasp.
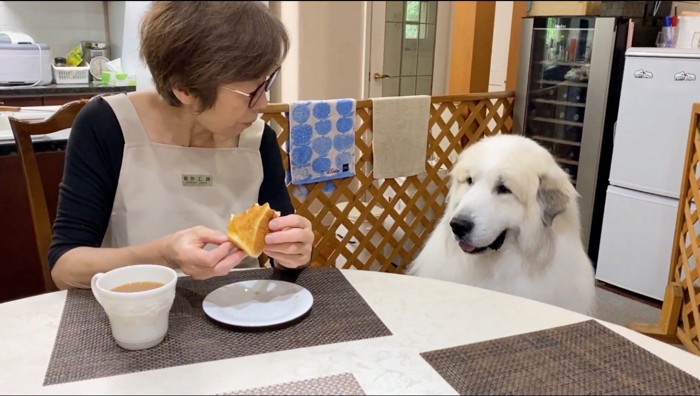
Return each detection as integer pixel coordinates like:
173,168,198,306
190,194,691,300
371,95,431,179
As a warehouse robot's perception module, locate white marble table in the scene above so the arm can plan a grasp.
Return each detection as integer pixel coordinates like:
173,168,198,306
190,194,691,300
1,270,699,395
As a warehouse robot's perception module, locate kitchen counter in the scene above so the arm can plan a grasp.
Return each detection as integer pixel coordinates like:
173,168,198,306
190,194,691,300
0,84,135,137
0,106,66,154
0,82,134,97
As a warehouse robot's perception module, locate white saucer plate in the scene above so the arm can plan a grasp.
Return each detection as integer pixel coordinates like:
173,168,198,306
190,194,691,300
202,279,313,327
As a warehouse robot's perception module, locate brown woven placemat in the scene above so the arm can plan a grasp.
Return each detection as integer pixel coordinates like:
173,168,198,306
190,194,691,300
420,320,700,395
44,267,391,386
219,372,366,395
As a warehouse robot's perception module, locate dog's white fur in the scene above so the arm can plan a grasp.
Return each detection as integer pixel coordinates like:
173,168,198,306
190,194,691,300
407,134,596,315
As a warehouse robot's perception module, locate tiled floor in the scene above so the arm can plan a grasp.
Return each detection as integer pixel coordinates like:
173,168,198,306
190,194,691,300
592,282,662,328
592,282,691,352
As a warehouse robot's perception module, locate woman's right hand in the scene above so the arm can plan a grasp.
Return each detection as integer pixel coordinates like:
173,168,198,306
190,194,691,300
162,226,247,279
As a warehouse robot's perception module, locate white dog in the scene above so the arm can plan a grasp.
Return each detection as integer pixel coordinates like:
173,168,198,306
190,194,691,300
407,134,596,315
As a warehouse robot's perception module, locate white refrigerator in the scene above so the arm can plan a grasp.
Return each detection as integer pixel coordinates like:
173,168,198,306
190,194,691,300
595,48,700,301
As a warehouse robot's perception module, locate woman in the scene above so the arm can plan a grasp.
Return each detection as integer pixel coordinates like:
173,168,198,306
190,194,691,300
48,1,313,289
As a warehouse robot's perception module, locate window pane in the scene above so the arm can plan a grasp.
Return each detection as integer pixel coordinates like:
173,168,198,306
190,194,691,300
383,77,400,97
405,1,420,22
402,26,419,75
383,22,403,76
416,76,432,95
400,76,417,95
417,23,435,75
405,24,418,40
426,1,437,23
385,1,404,22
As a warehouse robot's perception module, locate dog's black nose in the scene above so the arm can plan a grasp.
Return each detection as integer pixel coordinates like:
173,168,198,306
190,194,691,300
450,217,474,238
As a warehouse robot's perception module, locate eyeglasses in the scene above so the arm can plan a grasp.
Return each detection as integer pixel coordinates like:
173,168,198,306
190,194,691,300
222,67,280,108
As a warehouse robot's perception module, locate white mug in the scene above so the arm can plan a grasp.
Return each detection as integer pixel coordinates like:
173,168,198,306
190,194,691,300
91,264,178,351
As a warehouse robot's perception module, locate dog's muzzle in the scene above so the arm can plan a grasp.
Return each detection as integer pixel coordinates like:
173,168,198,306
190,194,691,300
450,218,507,254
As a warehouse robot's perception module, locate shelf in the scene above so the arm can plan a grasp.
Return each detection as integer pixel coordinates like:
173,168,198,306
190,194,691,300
555,157,579,166
530,135,581,147
532,98,586,108
539,61,590,67
536,80,589,87
531,117,584,127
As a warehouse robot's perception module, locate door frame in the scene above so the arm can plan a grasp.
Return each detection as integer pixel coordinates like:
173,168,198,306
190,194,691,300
364,1,453,98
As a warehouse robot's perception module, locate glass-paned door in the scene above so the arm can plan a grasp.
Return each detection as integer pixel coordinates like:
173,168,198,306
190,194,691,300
524,17,596,186
380,1,437,96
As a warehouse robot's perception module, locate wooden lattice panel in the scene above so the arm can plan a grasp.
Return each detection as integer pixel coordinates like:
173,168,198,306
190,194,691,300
259,92,514,274
627,104,700,355
668,103,700,354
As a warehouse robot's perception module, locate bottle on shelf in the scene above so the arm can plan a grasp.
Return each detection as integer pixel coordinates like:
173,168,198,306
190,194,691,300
562,125,583,142
567,38,578,62
558,85,570,101
557,107,567,120
565,106,586,123
572,87,584,103
556,144,580,161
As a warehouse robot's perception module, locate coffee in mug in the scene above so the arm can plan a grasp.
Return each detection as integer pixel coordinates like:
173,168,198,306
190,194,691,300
91,265,178,350
112,281,165,293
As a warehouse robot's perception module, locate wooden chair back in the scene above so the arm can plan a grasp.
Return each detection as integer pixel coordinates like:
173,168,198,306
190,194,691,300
9,99,89,293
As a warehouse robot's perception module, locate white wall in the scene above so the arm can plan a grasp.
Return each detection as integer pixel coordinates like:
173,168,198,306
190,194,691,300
298,1,366,101
432,1,453,96
106,1,153,91
489,1,512,92
275,1,367,102
0,1,106,60
275,1,299,103
106,1,125,60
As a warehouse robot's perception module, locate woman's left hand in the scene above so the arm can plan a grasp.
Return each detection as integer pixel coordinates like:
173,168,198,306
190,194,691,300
264,214,313,269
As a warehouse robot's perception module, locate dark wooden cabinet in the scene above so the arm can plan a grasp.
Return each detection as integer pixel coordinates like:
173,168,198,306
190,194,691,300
0,84,133,108
0,92,100,303
0,96,43,107
0,150,65,303
1,88,133,302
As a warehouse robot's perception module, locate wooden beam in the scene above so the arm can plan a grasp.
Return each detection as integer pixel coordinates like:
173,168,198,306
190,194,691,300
506,1,528,91
448,1,496,94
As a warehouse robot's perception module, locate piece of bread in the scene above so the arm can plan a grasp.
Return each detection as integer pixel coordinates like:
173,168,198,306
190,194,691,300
226,203,280,257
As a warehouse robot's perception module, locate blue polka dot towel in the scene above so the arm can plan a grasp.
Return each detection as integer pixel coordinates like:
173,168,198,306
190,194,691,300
288,99,356,185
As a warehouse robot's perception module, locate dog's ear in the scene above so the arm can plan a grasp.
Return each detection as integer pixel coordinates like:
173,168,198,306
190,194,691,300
537,170,575,227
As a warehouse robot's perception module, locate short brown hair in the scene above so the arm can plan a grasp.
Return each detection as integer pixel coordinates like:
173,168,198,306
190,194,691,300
139,1,289,110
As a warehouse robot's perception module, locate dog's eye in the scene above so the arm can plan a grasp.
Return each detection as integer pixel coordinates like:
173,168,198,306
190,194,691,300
496,184,511,195
466,177,473,185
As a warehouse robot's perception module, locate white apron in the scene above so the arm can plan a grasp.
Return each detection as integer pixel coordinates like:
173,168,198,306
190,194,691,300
101,93,264,269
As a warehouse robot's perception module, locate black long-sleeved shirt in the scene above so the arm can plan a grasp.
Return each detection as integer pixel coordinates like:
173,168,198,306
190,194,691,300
48,96,294,270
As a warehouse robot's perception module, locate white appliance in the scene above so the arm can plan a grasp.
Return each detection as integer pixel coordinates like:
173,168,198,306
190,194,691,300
0,32,52,86
595,47,700,301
